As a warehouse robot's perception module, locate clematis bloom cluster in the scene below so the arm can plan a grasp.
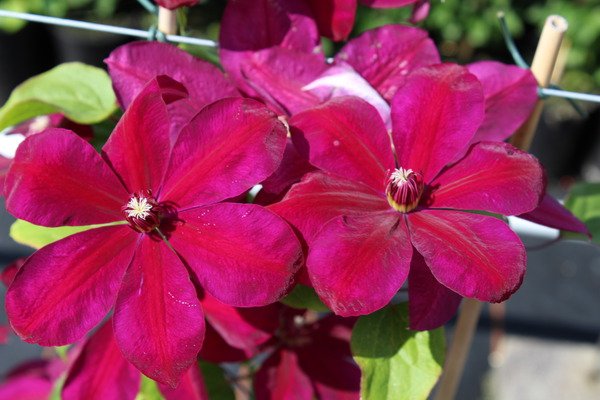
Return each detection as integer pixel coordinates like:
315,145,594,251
4,75,303,386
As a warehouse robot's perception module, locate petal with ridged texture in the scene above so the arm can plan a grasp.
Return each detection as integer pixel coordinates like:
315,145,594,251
392,63,484,183
113,236,205,387
308,212,411,316
407,210,526,302
255,349,314,400
6,225,138,346
4,129,127,226
169,203,303,308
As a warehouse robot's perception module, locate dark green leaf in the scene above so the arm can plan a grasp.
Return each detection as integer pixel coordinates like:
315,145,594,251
199,361,235,400
280,284,331,312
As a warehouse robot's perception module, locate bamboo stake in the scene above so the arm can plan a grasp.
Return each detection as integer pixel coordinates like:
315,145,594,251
158,6,178,36
434,15,568,400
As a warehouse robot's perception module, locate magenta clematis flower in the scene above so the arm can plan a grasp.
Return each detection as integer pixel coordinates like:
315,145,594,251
4,76,303,386
270,63,546,330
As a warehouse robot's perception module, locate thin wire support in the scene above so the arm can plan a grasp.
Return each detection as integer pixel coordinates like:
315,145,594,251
0,9,217,48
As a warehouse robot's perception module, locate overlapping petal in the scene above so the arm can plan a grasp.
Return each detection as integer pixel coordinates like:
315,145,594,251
154,0,200,9
336,24,439,102
269,171,389,244
291,96,394,190
255,349,314,400
105,41,239,110
6,225,138,346
392,63,484,183
62,320,140,400
408,250,462,331
407,210,526,302
427,141,545,215
519,193,590,234
169,203,303,307
4,129,128,227
158,363,209,400
113,236,205,387
308,212,412,316
102,76,186,194
306,0,356,41
161,98,287,208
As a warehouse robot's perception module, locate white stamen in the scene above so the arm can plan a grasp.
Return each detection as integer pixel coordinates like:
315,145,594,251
390,167,414,183
125,197,153,219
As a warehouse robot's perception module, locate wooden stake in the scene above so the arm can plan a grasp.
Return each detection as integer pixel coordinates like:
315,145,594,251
434,15,568,400
158,6,178,36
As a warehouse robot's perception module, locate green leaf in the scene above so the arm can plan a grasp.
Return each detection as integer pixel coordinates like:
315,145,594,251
199,361,235,400
10,219,125,249
55,345,71,362
351,303,445,400
135,375,166,400
0,62,117,131
563,182,600,243
280,284,331,312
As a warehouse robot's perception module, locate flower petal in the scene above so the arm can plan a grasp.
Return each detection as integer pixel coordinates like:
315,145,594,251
219,0,322,98
359,0,419,6
62,319,141,400
291,96,394,190
428,141,545,215
306,0,357,41
158,363,209,400
518,193,590,234
407,210,526,302
268,171,390,244
102,76,186,194
105,41,239,110
161,98,287,208
467,61,538,144
4,129,127,226
308,212,412,316
254,349,315,400
6,226,138,345
169,203,303,307
336,24,439,102
408,250,462,331
392,63,484,183
113,236,205,388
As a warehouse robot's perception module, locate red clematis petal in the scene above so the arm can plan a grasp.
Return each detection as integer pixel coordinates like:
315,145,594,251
308,212,412,316
466,61,538,146
392,63,484,183
62,319,141,400
102,76,186,195
291,96,395,190
408,250,462,331
154,0,200,10
105,41,239,110
428,141,545,215
5,129,128,227
306,0,357,41
269,171,390,245
255,349,315,400
219,0,321,99
407,210,526,302
336,24,439,102
161,98,287,208
359,0,419,7
169,203,303,308
6,225,138,346
518,193,590,234
113,235,205,388
158,363,209,400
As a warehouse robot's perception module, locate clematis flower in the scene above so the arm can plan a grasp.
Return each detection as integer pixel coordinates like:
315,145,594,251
270,63,546,330
252,306,360,400
4,76,303,386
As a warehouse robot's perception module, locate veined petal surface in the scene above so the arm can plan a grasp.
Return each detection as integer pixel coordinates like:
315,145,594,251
392,63,484,183
428,141,545,215
162,98,287,208
170,203,303,307
6,225,138,345
306,0,356,41
113,236,205,387
5,129,127,226
291,96,394,190
407,210,526,302
308,212,412,316
336,24,439,102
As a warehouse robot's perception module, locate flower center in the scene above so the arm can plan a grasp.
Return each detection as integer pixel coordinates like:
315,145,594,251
122,190,164,233
385,168,424,213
